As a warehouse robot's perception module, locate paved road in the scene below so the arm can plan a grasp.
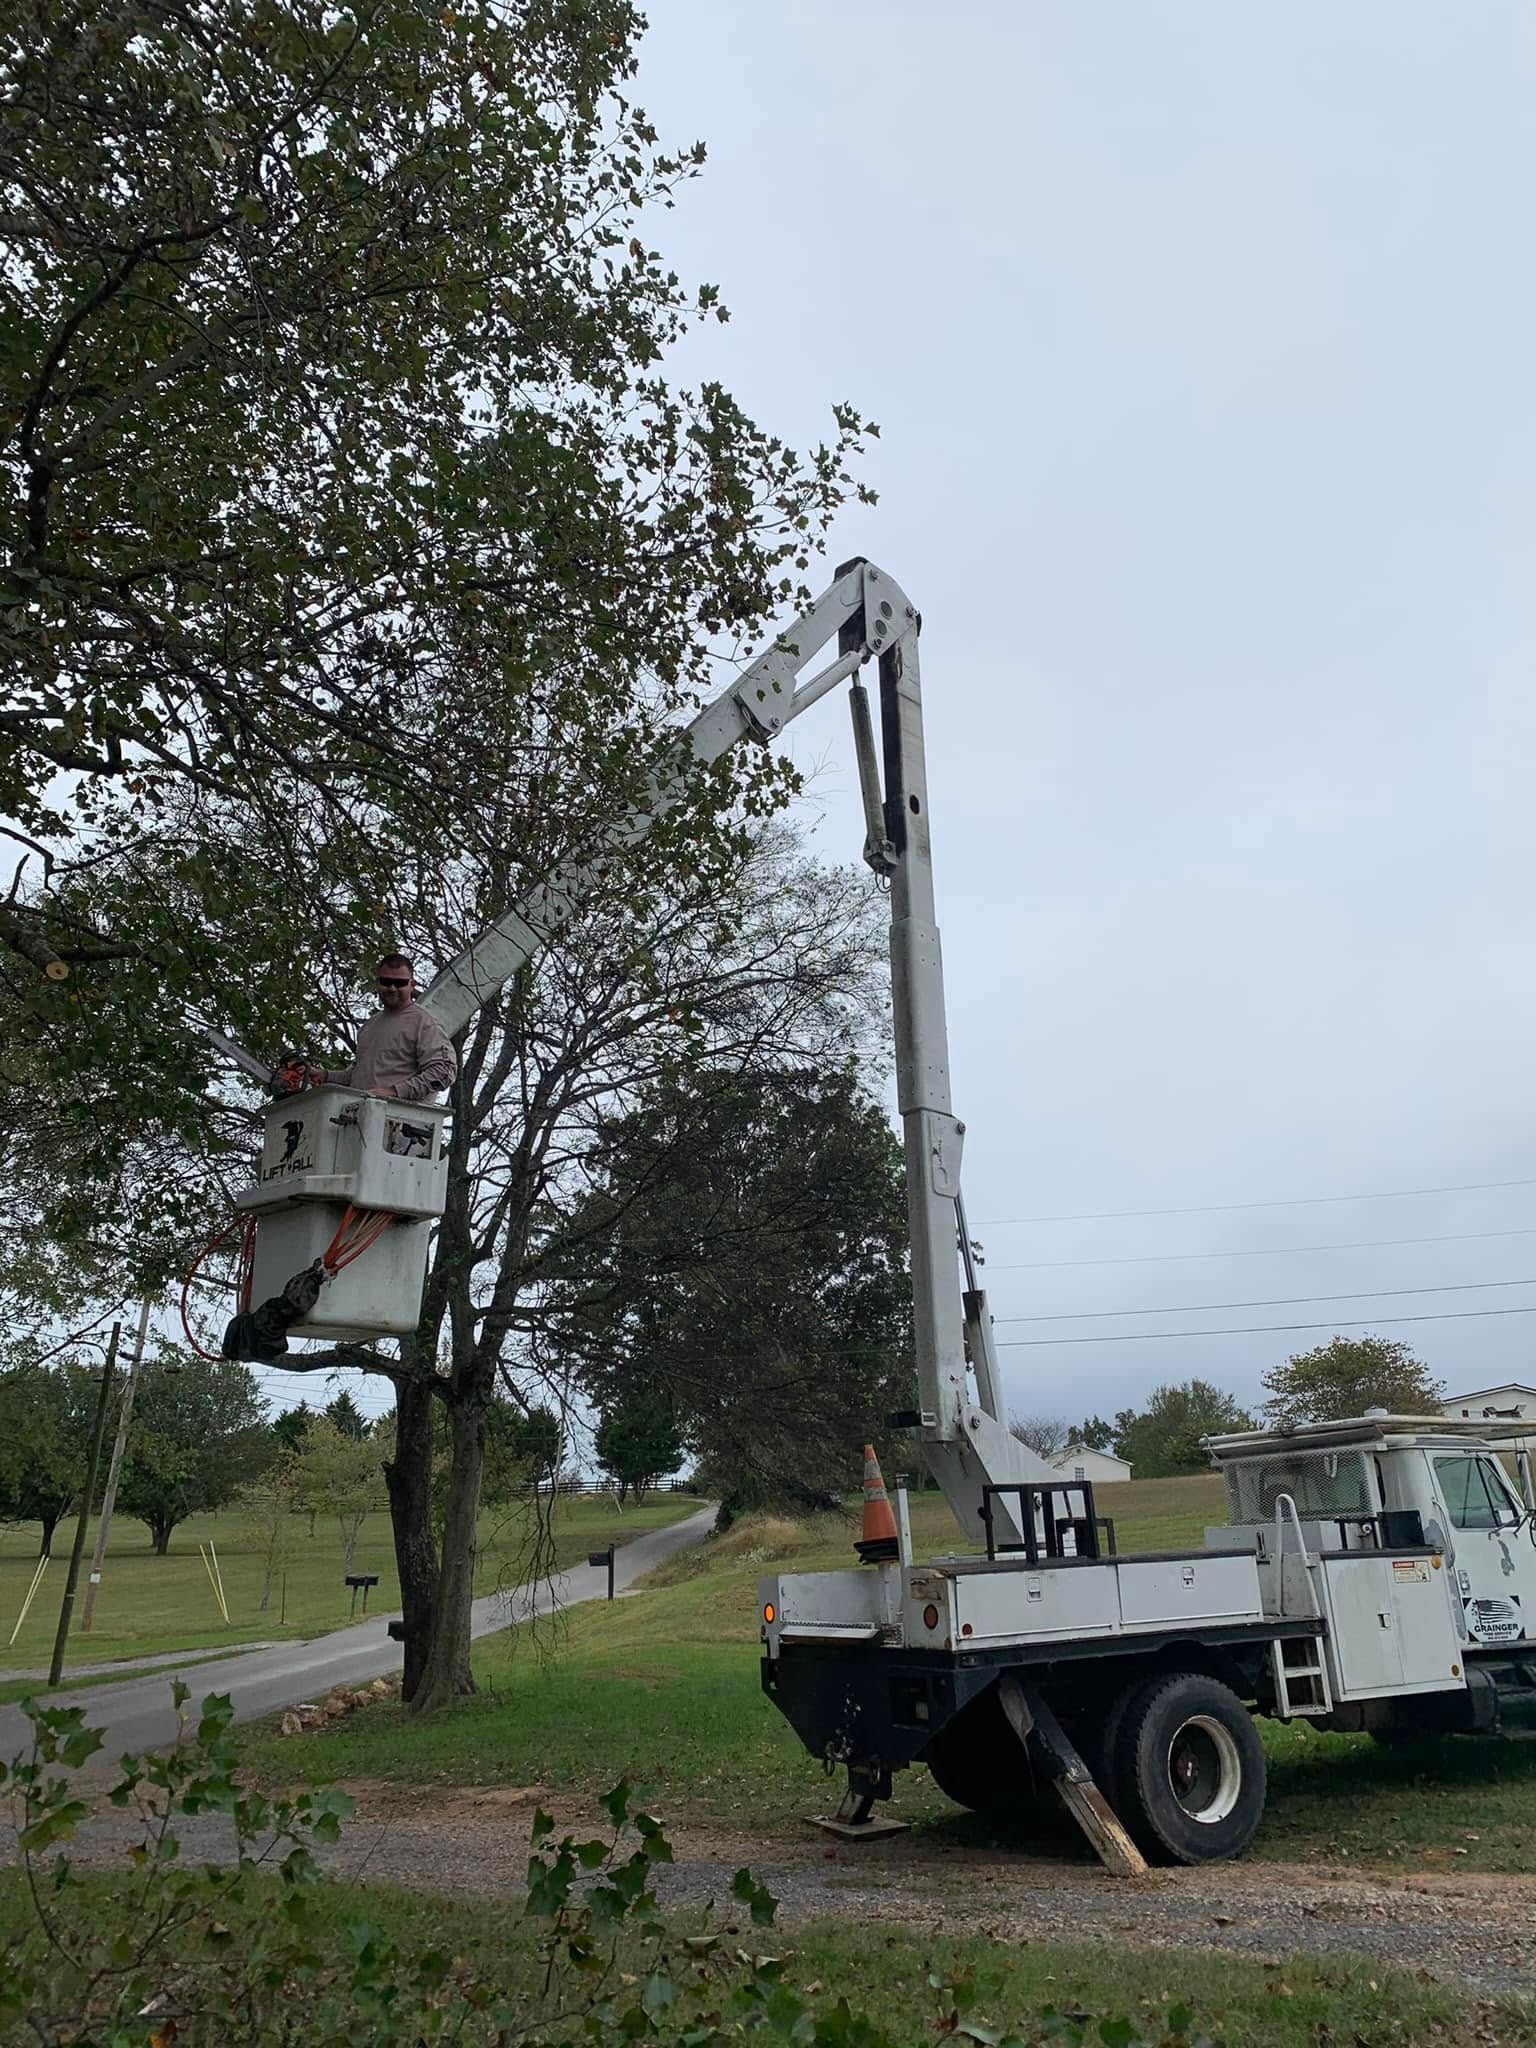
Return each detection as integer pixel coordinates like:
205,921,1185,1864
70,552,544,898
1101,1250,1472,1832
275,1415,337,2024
0,1507,714,1770
5,1644,278,1682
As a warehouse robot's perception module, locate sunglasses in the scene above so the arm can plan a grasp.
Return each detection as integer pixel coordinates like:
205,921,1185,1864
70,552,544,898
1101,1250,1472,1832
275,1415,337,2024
377,975,412,988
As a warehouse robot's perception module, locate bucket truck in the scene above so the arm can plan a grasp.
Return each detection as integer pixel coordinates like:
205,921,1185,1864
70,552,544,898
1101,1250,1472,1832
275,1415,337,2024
229,562,1536,1867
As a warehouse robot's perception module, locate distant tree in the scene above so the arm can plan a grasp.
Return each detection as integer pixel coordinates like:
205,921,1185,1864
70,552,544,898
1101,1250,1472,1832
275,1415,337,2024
1008,1415,1070,1460
0,1362,99,1555
1113,1381,1254,1479
295,1419,386,1574
546,1068,911,1525
116,1354,273,1554
272,1405,314,1454
324,1390,368,1442
1263,1335,1444,1429
596,1391,685,1504
480,1402,562,1506
1073,1415,1116,1453
240,1451,302,1613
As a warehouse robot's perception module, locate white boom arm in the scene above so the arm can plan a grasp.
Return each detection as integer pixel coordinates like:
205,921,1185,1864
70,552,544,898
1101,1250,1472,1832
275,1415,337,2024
421,558,1056,1539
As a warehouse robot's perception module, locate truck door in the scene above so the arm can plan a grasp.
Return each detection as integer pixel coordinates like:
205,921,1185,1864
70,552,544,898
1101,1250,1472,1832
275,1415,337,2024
1430,1453,1535,1648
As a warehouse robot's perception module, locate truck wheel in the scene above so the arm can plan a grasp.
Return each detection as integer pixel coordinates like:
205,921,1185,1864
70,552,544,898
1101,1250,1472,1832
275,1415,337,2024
1112,1672,1265,1865
921,1688,1042,1826
1071,1677,1144,1815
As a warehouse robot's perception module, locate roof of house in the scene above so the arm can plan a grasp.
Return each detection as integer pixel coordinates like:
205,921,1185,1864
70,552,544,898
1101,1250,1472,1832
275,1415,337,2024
1440,1383,1536,1405
1054,1443,1131,1466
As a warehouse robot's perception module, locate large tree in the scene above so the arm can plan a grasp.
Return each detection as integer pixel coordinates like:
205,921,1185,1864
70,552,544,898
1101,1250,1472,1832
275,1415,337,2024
1073,1414,1116,1452
0,1360,101,1555
0,0,873,1334
2,0,880,1709
595,1390,684,1504
115,1352,273,1553
545,1064,911,1524
1263,1335,1444,1429
323,1390,368,1443
2,0,871,961
375,825,889,1707
1113,1380,1254,1479
294,1417,386,1573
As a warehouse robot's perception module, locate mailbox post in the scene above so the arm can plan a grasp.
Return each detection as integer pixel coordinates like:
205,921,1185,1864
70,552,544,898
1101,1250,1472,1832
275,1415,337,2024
587,1544,616,1601
345,1573,381,1618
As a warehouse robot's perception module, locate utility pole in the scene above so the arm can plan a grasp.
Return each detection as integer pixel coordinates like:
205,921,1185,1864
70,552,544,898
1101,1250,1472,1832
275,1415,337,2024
80,1298,151,1634
48,1322,120,1688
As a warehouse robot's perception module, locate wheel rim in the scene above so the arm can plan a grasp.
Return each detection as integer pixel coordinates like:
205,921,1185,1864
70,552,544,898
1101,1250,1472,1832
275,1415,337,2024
1165,1714,1242,1824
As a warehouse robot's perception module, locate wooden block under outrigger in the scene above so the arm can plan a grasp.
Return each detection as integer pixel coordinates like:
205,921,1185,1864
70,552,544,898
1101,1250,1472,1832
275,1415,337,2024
997,1674,1149,1879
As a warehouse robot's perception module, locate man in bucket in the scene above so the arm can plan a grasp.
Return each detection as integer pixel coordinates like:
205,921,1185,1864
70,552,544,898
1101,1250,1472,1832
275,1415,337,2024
225,955,455,1361
320,952,456,1104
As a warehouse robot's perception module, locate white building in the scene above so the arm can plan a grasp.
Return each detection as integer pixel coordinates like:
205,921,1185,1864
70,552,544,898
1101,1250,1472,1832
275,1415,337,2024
1440,1382,1536,1427
1049,1444,1133,1486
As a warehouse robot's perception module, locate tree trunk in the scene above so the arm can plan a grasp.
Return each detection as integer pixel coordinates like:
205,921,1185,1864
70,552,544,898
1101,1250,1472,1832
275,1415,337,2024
152,1517,173,1556
385,1374,439,1704
409,1392,486,1715
37,1514,59,1558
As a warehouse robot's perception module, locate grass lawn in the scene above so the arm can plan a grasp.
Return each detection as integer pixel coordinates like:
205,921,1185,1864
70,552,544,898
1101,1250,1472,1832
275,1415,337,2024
237,1476,1536,1875
0,1493,699,1676
1,1862,1529,2048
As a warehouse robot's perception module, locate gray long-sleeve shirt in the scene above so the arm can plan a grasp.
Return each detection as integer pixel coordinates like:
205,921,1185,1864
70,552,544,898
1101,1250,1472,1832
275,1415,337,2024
327,1002,457,1103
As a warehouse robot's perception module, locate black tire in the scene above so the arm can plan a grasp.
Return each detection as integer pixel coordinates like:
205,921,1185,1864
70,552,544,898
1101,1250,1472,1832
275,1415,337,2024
1070,1677,1144,1818
921,1687,1044,1826
1112,1671,1266,1865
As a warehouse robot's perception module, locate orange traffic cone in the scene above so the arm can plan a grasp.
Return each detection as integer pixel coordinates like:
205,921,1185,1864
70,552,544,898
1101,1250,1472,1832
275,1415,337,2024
856,1443,901,1562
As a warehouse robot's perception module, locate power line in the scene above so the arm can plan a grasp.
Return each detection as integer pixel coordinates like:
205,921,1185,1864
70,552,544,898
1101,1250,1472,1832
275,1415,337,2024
984,1224,1536,1274
994,1275,1536,1325
974,1176,1536,1229
997,1303,1536,1347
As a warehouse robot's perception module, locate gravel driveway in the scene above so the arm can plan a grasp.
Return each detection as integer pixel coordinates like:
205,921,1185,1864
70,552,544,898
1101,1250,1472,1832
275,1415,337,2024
10,1779,1534,1999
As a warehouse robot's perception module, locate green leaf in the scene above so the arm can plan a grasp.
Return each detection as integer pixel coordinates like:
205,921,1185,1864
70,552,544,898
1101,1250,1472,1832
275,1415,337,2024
18,1799,87,1852
729,1867,778,1926
641,1971,678,2017
59,1726,104,1769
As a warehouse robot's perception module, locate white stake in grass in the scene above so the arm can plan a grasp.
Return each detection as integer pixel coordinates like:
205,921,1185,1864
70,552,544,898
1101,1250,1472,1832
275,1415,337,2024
8,1554,49,1647
199,1542,230,1626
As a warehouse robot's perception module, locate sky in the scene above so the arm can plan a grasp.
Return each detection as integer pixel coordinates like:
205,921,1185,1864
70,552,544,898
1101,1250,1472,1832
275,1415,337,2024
596,0,1536,1430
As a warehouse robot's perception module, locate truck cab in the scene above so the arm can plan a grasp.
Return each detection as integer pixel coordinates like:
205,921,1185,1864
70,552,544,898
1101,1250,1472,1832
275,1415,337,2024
1207,1413,1536,1704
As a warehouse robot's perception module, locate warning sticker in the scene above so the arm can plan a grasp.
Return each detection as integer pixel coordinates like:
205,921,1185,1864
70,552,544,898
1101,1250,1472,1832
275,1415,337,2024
1392,1558,1431,1583
1464,1594,1523,1645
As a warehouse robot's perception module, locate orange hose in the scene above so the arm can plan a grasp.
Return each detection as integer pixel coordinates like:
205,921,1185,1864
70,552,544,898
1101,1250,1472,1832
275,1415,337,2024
181,1204,393,1365
180,1213,259,1363
321,1204,392,1273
